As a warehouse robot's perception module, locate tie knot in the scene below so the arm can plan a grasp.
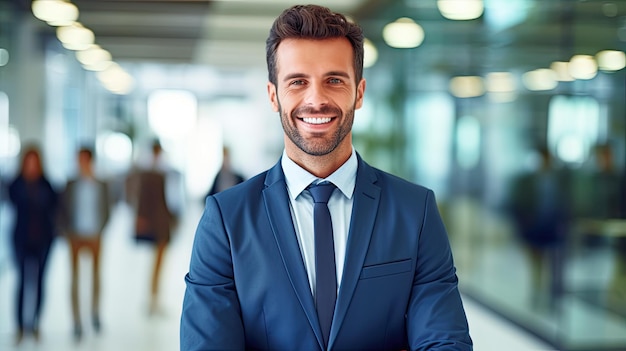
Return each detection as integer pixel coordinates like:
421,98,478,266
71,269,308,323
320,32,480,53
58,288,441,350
309,182,336,204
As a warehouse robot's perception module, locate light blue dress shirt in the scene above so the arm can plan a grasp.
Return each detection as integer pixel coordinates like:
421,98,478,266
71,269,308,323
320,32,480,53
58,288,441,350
281,149,357,297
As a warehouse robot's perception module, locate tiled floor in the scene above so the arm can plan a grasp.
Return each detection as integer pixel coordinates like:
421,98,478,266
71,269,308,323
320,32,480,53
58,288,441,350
0,200,555,350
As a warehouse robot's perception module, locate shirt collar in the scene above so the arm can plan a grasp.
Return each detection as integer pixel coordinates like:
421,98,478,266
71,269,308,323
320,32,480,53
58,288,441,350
281,148,357,201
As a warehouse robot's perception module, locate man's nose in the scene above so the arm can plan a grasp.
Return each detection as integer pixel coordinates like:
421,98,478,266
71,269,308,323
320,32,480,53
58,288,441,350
303,82,329,107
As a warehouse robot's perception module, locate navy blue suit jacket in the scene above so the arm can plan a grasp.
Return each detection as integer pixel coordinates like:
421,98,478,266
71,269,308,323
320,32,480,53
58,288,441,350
181,155,472,350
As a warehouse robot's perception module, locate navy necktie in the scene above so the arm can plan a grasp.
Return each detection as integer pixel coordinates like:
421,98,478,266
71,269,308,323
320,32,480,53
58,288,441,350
309,182,337,348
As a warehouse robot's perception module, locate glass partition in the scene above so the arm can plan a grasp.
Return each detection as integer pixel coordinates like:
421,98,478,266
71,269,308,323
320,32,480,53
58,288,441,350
358,1,626,349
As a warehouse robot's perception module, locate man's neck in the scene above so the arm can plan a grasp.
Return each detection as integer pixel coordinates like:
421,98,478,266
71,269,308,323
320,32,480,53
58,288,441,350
80,170,95,179
285,143,352,179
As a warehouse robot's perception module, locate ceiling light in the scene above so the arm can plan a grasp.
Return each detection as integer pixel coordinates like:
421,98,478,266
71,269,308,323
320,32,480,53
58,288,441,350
449,76,485,98
57,22,95,51
76,45,113,71
363,38,378,68
32,0,78,26
437,0,484,21
596,50,626,71
96,62,134,95
383,18,424,49
485,72,517,103
568,55,597,80
522,68,557,91
485,72,515,92
550,61,574,81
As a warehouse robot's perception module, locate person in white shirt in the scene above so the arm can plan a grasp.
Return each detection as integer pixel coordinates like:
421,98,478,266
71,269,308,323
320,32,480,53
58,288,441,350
60,147,110,341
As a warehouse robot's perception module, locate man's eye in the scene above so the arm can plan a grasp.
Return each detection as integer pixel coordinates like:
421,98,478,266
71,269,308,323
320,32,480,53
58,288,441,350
290,80,305,86
328,78,342,84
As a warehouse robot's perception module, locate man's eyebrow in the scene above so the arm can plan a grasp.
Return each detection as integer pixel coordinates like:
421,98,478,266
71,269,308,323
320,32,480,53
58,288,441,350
282,71,351,82
326,71,351,79
283,73,309,82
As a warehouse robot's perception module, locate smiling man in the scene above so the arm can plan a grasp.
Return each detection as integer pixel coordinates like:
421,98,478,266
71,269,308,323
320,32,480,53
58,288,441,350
180,4,472,351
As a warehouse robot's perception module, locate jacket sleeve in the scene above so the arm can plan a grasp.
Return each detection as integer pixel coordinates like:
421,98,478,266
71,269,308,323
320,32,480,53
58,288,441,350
407,191,473,350
180,196,245,351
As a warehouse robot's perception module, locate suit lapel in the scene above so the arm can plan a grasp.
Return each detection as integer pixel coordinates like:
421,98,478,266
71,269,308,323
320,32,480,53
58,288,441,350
263,162,325,349
329,157,380,348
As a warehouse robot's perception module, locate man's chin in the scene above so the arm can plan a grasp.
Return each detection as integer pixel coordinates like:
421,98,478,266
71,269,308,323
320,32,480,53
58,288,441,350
302,143,340,157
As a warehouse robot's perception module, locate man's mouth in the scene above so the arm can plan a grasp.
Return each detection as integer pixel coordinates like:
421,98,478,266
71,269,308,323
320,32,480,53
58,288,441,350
302,117,332,124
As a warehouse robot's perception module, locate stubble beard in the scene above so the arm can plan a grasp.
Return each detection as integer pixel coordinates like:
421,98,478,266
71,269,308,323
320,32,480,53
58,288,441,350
278,101,354,157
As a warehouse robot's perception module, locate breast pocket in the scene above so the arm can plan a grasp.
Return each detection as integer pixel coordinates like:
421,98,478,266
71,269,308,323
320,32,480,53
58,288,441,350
359,259,413,280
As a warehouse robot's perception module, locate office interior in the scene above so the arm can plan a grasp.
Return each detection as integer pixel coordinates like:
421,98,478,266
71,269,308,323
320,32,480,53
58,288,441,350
1,0,625,350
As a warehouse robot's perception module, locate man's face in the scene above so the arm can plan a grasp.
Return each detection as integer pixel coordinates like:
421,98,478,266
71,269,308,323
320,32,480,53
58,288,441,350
267,37,366,157
78,151,92,174
23,153,41,180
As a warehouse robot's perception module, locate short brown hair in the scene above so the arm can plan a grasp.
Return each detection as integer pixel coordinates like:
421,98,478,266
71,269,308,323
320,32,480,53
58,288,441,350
78,146,93,160
266,4,364,86
19,144,43,177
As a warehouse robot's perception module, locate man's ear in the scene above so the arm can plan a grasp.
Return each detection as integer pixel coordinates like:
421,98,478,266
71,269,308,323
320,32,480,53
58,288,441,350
267,82,279,112
355,78,366,110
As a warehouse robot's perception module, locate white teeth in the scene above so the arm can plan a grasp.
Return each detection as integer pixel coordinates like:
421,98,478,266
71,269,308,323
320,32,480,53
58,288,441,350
302,117,331,124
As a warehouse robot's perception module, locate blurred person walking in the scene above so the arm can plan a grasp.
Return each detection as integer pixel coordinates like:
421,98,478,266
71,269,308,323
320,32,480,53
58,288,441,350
126,140,176,315
8,145,59,344
588,143,626,312
589,143,624,219
59,147,111,341
507,146,569,311
206,146,245,197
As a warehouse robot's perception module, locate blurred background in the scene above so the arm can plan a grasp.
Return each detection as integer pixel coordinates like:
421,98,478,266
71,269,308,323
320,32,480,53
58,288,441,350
0,0,625,350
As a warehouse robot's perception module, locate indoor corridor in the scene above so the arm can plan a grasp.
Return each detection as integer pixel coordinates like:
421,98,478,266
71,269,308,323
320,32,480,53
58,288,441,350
1,1,625,350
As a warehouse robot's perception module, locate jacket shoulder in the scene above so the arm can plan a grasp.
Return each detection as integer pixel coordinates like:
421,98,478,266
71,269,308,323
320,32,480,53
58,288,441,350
361,161,432,199
210,170,269,205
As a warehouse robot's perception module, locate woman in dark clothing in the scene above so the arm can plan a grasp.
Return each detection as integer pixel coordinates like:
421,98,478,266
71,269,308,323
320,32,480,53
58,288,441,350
8,146,59,343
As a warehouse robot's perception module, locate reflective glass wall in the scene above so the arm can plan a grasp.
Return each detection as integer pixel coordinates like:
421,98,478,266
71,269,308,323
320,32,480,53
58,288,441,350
356,1,626,350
